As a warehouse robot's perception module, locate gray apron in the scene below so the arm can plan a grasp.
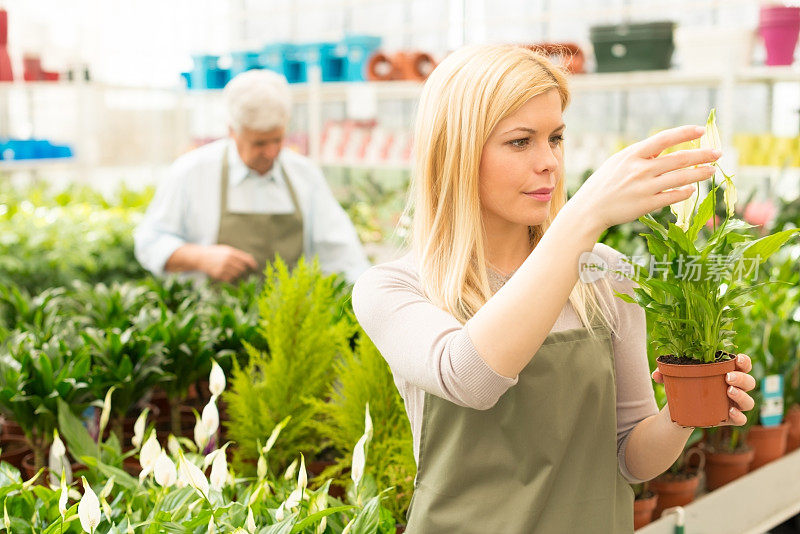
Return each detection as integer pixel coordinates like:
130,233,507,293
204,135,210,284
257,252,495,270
216,147,304,277
405,324,634,533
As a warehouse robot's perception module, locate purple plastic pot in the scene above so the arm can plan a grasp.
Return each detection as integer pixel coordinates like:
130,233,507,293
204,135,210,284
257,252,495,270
759,6,800,66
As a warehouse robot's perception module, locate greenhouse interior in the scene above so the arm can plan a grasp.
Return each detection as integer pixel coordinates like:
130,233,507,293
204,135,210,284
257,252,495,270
1,0,800,532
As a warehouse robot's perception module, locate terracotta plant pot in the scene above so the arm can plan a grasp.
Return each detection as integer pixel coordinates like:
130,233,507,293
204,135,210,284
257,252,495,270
633,491,659,530
1,418,23,438
747,422,790,471
785,404,800,452
703,447,754,490
0,436,31,470
656,355,737,427
648,472,701,519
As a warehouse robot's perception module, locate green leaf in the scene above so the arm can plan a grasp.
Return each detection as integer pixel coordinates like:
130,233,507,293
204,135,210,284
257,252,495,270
291,505,355,532
743,228,800,264
688,188,716,242
57,398,97,462
638,214,668,239
668,223,698,256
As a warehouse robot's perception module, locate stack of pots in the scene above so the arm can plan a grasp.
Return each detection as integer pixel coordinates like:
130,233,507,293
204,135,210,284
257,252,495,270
759,5,800,66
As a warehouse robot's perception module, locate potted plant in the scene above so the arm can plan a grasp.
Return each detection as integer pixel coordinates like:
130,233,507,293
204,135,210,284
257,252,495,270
648,437,705,519
632,481,658,529
702,423,755,490
614,109,800,427
732,255,798,468
0,331,92,471
224,256,352,474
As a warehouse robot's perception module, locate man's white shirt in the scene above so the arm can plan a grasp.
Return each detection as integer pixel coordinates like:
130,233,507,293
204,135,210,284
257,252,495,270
134,138,371,284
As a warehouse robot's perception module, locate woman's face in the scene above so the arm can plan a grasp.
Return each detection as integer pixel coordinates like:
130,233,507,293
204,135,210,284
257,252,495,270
479,88,565,230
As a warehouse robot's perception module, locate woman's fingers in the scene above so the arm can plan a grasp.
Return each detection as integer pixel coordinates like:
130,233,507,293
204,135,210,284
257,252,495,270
632,125,705,159
649,165,717,195
649,148,722,176
723,406,749,426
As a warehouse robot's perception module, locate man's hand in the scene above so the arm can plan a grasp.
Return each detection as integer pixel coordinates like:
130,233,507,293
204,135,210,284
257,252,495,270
199,245,258,282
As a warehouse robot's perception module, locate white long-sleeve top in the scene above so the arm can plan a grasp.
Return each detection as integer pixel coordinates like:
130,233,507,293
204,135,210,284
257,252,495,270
134,138,371,284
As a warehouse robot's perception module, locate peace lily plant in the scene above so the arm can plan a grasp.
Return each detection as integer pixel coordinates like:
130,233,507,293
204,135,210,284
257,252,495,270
0,364,394,533
613,109,800,427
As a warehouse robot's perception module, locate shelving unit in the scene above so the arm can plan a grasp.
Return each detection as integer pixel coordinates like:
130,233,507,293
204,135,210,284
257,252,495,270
637,448,800,533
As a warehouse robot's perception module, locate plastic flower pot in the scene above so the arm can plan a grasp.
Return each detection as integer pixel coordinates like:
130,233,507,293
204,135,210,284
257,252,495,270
633,491,659,529
649,471,701,519
703,446,754,490
656,355,738,427
786,404,800,452
759,6,800,66
747,422,790,470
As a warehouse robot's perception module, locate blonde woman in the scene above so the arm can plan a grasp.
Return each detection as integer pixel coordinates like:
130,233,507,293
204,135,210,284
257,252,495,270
352,44,756,532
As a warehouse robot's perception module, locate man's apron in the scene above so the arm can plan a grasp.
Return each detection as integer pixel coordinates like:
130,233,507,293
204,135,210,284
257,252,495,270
215,147,304,277
405,324,635,533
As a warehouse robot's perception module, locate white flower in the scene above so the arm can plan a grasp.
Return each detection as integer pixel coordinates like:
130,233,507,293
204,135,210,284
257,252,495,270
49,429,71,486
78,476,101,533
275,504,285,521
670,185,700,232
99,478,114,500
58,469,68,517
245,507,256,533
139,431,161,482
101,498,112,523
131,408,149,449
297,454,307,492
257,455,268,480
207,517,216,534
350,433,368,488
364,402,373,440
202,399,219,437
209,360,226,397
700,109,722,152
154,450,177,488
51,430,66,458
283,458,298,481
263,416,291,454
342,519,354,534
285,488,302,509
177,452,210,498
167,434,181,456
316,517,327,534
194,412,209,451
98,387,116,437
209,448,229,491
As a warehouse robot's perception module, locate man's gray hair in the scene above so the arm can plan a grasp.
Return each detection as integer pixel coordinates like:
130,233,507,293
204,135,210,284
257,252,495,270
223,69,292,133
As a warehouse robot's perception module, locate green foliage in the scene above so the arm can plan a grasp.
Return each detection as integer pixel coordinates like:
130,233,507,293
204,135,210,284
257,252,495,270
615,186,800,363
0,331,92,468
224,256,354,473
307,329,416,523
0,183,151,294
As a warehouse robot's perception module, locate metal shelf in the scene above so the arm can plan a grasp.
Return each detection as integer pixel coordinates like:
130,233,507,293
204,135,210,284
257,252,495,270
637,448,800,533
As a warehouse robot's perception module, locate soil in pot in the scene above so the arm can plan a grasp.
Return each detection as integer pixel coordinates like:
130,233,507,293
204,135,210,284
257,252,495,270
648,471,701,519
703,445,754,490
784,405,800,452
656,353,737,427
0,435,30,471
747,422,790,471
633,491,658,530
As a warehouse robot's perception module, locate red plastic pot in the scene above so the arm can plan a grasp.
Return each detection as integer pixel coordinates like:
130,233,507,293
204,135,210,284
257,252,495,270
703,447,754,490
759,6,800,66
648,472,701,519
747,422,789,470
633,491,659,529
656,355,737,427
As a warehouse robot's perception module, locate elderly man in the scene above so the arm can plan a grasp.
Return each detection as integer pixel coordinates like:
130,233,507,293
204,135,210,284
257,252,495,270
134,70,370,284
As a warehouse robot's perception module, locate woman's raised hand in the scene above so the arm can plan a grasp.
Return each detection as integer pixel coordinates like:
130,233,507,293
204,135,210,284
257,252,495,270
570,125,722,231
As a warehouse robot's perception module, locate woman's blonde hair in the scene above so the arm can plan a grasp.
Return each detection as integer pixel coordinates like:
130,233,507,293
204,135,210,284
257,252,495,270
397,43,617,333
